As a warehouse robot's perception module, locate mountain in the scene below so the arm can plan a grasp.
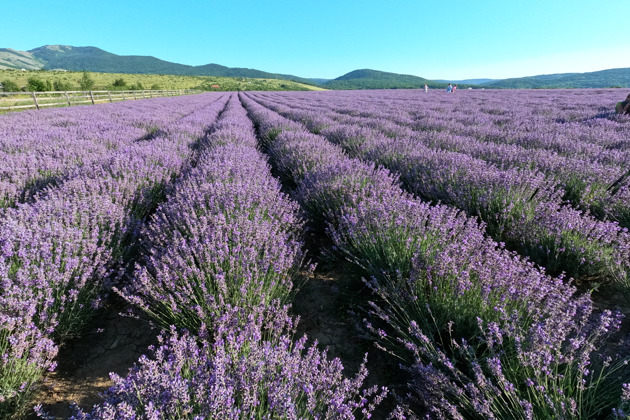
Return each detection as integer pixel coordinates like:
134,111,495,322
307,78,332,85
2,45,629,89
325,67,630,90
0,45,316,85
323,69,438,90
28,45,192,74
0,48,44,70
484,68,630,89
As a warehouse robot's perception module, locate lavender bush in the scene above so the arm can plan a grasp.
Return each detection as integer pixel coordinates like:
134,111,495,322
241,92,630,418
0,313,57,418
251,91,630,287
0,94,224,209
119,95,310,333
65,306,386,420
255,89,630,229
1,93,230,417
398,310,629,419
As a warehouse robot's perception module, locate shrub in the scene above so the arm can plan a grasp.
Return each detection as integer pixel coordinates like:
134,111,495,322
78,72,95,90
26,77,47,92
0,79,19,92
63,307,387,420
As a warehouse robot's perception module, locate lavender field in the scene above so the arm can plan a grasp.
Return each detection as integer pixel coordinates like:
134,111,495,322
2,89,630,419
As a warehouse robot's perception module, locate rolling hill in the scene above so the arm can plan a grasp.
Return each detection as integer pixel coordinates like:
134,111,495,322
1,45,629,89
0,45,317,86
483,68,630,89
0,48,44,70
323,69,439,90
325,68,630,90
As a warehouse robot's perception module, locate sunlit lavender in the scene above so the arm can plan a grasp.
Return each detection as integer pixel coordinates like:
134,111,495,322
2,88,630,419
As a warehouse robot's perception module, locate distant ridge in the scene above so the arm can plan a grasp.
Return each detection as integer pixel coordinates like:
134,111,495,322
0,48,43,70
323,69,440,90
483,68,630,89
1,45,629,89
0,45,316,85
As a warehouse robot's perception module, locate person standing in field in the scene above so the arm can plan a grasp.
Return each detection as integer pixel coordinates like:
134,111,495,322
453,84,458,92
446,83,452,93
424,83,428,93
615,93,630,115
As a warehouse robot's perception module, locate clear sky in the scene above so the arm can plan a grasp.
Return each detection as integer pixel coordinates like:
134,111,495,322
3,0,629,80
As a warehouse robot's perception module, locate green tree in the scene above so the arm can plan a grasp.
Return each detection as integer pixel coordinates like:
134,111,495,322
0,79,20,92
112,78,127,88
27,77,47,92
150,83,160,90
78,72,95,90
53,80,74,91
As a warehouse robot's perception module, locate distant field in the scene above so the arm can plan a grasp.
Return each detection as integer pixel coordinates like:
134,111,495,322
0,69,326,92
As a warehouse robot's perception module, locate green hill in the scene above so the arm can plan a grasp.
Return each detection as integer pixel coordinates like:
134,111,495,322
3,45,629,90
325,67,630,90
323,69,437,90
0,48,44,70
1,45,317,86
29,45,192,75
484,68,630,88
0,69,325,92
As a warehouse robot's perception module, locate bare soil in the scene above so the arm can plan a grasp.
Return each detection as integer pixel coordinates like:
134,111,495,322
23,259,630,420
24,262,402,419
26,297,159,419
291,259,404,419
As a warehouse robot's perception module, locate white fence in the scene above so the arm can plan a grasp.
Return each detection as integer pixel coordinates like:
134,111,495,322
0,89,203,112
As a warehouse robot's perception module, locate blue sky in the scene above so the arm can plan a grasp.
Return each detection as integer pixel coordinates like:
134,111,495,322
3,0,630,80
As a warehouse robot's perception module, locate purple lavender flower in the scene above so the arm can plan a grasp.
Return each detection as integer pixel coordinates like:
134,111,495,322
69,306,386,419
240,91,630,418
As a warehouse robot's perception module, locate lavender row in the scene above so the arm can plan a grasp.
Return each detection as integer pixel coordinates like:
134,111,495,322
0,93,230,417
72,94,386,419
0,95,220,209
118,94,309,332
257,90,630,228
240,92,630,418
258,89,630,162
66,307,386,420
250,93,630,287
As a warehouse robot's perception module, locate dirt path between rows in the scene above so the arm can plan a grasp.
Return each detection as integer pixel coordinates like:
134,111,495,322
26,264,401,419
24,258,630,419
26,297,159,419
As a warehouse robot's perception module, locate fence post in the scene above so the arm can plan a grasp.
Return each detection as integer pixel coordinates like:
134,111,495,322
31,92,40,110
64,92,71,106
107,91,112,103
122,91,126,100
133,91,137,100
89,91,95,105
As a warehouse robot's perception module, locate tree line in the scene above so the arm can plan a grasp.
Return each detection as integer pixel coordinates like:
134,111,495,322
0,72,159,92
